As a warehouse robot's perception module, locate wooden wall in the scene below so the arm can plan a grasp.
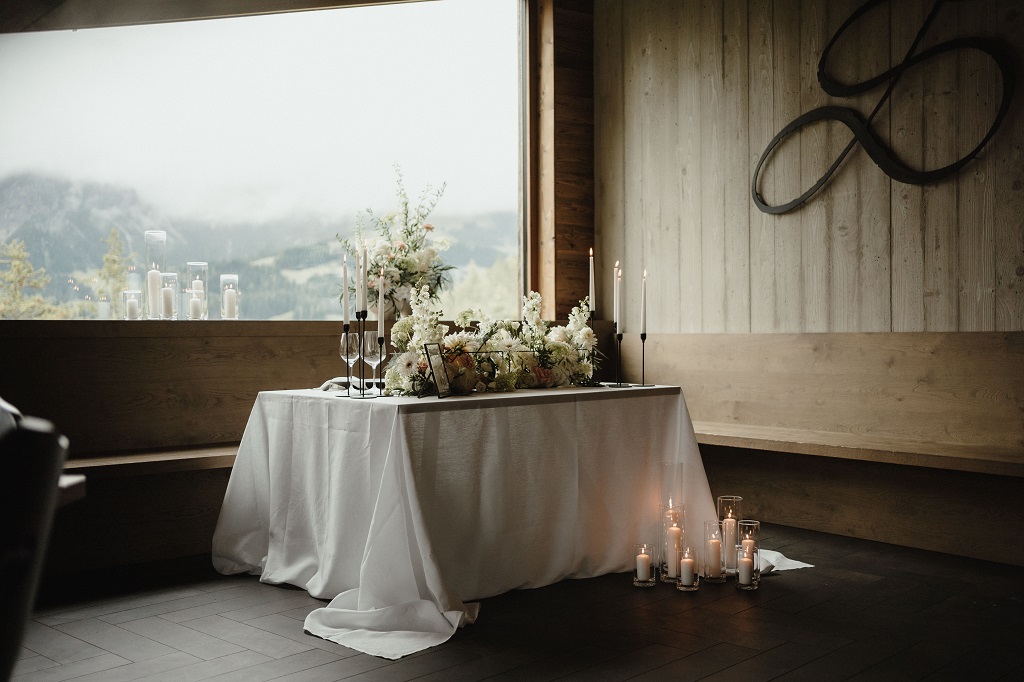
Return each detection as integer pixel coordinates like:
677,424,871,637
594,0,1024,333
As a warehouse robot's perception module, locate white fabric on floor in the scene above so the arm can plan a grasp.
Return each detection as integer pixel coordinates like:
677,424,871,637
760,549,814,573
212,386,717,659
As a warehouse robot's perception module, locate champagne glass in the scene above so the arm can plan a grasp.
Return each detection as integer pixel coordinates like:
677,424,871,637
339,332,360,394
363,330,385,395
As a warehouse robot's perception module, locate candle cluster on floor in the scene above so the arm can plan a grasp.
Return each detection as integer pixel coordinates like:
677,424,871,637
634,493,761,592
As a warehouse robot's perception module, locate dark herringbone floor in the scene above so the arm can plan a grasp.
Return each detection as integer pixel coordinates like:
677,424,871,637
14,524,1024,681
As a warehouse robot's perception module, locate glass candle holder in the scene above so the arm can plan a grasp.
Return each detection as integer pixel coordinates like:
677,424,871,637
122,290,143,320
703,520,725,583
633,542,657,587
144,230,167,319
220,274,240,320
737,520,760,590
676,545,700,591
718,495,743,575
661,503,684,582
159,272,178,320
186,261,208,320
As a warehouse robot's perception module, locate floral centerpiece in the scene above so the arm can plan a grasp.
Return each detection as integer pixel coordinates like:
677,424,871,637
383,286,599,396
339,170,453,317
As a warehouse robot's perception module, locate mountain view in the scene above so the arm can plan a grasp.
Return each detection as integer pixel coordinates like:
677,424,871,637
0,173,520,320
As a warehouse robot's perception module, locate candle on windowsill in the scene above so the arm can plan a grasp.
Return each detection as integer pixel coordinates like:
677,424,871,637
188,294,202,320
147,268,161,318
224,287,237,319
126,297,140,320
161,285,174,319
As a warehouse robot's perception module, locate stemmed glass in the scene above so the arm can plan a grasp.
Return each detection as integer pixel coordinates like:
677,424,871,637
363,330,386,395
339,333,360,395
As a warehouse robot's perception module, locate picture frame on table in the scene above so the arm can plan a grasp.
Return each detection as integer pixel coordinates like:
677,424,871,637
423,343,451,398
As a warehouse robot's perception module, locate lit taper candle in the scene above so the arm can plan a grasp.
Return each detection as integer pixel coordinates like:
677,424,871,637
589,248,596,317
343,255,350,326
640,269,647,334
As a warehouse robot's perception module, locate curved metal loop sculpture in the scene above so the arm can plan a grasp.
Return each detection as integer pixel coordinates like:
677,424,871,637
751,0,1016,215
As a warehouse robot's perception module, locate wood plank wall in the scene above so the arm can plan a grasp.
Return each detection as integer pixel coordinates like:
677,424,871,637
594,0,1024,334
538,0,596,320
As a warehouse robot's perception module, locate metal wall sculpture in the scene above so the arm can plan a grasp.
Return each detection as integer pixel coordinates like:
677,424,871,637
751,0,1016,215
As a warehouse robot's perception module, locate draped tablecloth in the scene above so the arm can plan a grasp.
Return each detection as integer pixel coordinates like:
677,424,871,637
212,385,716,658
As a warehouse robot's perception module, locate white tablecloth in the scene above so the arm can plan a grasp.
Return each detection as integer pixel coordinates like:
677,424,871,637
212,385,716,658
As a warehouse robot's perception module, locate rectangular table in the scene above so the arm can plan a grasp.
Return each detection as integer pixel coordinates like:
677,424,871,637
212,385,716,658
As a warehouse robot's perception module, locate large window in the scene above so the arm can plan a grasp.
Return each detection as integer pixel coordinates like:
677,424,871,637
0,0,520,320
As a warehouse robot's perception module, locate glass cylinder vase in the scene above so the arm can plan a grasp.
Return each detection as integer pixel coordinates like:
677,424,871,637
737,520,760,590
660,503,685,582
703,520,725,583
220,274,240,320
122,290,143,320
633,542,657,587
159,272,178,320
717,495,743,575
144,230,167,319
186,261,208,320
676,545,700,591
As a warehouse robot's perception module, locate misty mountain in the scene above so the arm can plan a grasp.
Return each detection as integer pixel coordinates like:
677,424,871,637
0,172,518,315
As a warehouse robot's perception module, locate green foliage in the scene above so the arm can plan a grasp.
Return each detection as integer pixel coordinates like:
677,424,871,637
0,239,72,319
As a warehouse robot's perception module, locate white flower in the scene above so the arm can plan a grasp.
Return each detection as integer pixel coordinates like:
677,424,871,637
573,326,597,352
395,351,419,379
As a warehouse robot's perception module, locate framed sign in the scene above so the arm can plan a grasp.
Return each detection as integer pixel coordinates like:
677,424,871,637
423,343,451,398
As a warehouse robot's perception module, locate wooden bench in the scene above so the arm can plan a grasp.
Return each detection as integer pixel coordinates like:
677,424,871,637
622,331,1024,565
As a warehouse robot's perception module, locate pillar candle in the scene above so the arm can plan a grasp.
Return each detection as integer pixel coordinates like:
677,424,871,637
191,278,204,293
667,525,681,578
640,270,647,334
224,287,238,318
636,547,651,581
126,297,140,320
343,255,350,326
742,538,756,555
147,268,161,318
706,538,722,578
188,295,202,320
738,553,754,585
161,285,174,319
680,556,696,586
588,248,596,316
723,516,738,569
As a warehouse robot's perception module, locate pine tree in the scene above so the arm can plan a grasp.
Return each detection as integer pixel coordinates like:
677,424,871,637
98,228,130,319
0,239,71,319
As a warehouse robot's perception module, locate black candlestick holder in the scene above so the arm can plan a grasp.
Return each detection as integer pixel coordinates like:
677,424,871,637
351,310,375,399
377,334,386,395
606,332,629,388
343,321,351,397
638,332,653,387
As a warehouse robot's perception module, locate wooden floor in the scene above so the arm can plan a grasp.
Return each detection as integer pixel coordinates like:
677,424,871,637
16,524,1024,681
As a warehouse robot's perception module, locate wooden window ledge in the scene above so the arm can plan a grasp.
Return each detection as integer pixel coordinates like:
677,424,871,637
63,444,238,478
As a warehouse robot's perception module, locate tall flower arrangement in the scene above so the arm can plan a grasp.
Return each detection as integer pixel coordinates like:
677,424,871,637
339,170,453,317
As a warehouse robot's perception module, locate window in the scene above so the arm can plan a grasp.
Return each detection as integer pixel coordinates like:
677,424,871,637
0,0,520,320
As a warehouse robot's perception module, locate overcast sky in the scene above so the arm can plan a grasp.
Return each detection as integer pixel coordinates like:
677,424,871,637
0,0,519,224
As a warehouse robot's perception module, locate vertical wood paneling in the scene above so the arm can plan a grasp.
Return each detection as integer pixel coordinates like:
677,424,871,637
722,0,751,332
593,0,1023,334
678,0,702,332
699,0,726,332
890,0,926,332
593,0,624,323
799,0,830,331
855,0,892,332
653,0,681,333
957,0,997,331
993,0,1024,331
747,0,776,332
771,0,803,332
620,1,645,329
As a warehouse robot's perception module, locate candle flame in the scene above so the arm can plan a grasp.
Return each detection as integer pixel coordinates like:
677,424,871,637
644,269,648,278
614,260,619,267
590,247,593,256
